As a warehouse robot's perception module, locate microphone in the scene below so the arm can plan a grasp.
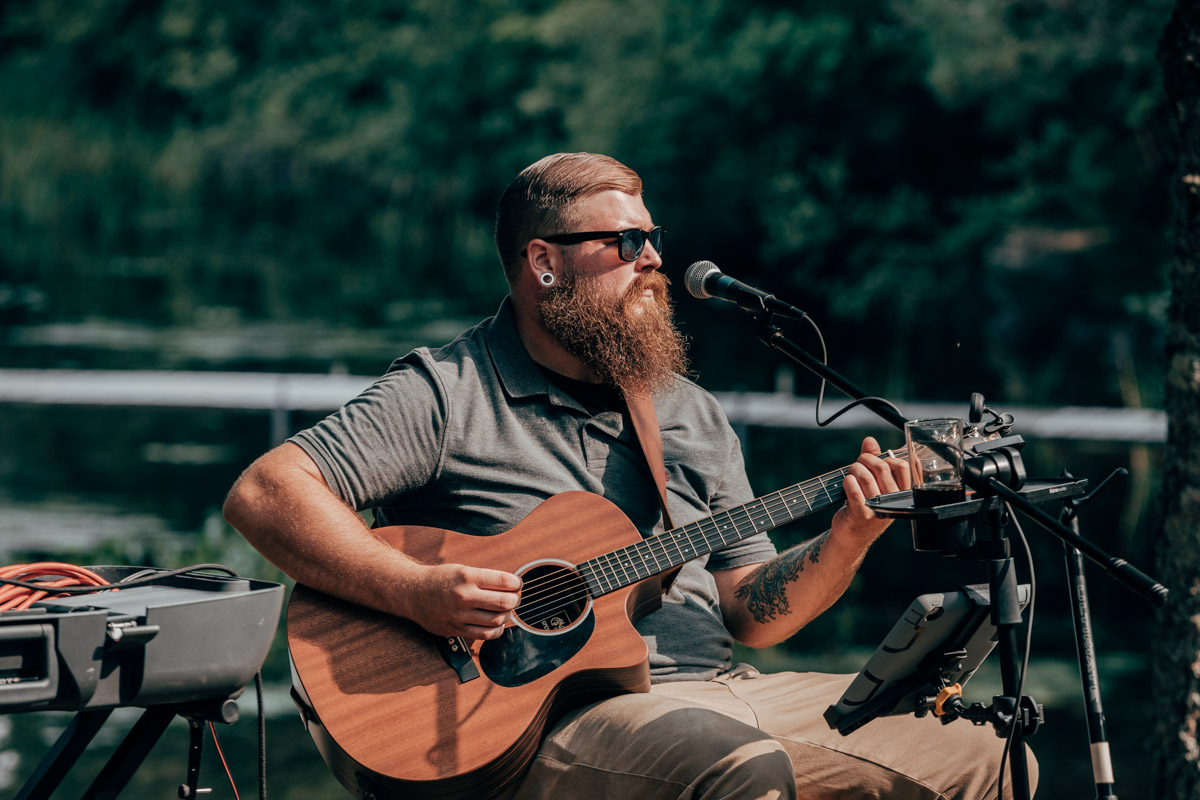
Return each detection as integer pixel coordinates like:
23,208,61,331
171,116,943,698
683,261,807,320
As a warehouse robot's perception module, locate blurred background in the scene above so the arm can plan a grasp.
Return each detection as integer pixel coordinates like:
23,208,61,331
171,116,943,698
0,0,1176,797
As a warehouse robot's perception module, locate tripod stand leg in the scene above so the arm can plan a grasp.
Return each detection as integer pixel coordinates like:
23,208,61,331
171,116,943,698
990,555,1034,800
1064,521,1117,798
15,708,114,800
81,705,176,800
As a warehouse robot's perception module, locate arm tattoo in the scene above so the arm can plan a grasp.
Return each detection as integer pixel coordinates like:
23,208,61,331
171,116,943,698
734,532,829,624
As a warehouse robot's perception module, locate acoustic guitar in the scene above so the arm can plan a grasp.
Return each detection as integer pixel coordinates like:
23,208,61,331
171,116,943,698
287,450,911,800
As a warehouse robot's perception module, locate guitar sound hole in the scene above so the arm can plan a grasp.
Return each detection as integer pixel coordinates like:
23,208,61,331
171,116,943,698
514,561,591,635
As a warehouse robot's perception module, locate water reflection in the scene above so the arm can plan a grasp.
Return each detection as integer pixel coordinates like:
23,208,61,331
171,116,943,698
0,496,185,561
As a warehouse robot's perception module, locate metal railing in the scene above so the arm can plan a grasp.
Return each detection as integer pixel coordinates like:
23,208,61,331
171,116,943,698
0,369,1166,446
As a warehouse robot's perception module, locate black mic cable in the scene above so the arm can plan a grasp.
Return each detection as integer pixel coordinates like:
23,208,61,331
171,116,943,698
684,260,903,427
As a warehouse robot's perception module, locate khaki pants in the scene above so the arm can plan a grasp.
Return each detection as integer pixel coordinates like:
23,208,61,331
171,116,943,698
508,667,1037,800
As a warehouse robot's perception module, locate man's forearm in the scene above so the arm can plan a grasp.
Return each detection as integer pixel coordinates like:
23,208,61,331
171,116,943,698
718,439,905,648
223,443,426,619
733,532,830,625
722,529,871,648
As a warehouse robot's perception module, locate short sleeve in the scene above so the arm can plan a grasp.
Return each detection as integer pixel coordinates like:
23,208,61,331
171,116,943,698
289,352,447,511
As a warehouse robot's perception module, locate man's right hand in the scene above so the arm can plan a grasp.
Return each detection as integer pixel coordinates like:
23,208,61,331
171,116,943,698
224,443,524,643
404,563,523,641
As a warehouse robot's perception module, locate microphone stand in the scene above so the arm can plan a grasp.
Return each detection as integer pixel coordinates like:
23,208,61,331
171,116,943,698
1058,468,1127,800
737,307,1168,800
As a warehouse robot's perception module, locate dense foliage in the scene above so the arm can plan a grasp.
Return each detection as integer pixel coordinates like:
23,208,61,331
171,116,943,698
0,0,1175,407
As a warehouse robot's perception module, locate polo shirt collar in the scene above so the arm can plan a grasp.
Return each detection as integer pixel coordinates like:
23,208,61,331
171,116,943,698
485,296,586,411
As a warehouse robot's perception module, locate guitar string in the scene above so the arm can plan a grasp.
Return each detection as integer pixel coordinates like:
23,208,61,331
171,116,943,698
519,432,989,623
514,465,855,611
514,451,914,622
513,450,915,618
518,428,989,616
514,490,834,622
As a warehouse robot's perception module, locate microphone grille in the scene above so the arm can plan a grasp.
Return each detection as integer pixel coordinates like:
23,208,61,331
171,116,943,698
684,261,720,299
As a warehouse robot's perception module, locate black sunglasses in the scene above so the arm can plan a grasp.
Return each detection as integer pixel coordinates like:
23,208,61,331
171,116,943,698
541,226,665,262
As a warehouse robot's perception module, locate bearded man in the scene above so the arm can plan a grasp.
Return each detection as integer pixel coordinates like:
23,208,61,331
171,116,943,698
224,153,1034,799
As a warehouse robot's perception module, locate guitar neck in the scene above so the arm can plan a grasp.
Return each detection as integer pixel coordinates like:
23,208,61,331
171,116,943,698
579,449,909,598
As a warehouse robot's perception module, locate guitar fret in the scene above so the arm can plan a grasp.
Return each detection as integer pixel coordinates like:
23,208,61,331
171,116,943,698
795,486,813,513
631,542,649,579
614,549,635,586
690,520,710,552
589,557,606,593
588,561,604,597
752,501,772,530
819,478,833,505
630,548,646,582
646,537,666,574
715,509,736,543
612,552,628,585
581,563,606,598
760,495,778,527
604,557,619,592
573,444,914,599
602,560,616,594
779,486,806,521
627,545,645,583
635,545,651,581
729,504,756,536
693,519,719,553
591,554,608,590
669,527,689,566
660,536,678,569
720,509,742,539
677,524,700,561
754,507,771,530
686,519,706,551
700,520,729,551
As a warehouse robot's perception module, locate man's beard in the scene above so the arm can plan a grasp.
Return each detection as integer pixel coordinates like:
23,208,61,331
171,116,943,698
536,266,690,396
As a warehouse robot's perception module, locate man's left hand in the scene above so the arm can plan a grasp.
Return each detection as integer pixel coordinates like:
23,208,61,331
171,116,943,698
833,436,910,546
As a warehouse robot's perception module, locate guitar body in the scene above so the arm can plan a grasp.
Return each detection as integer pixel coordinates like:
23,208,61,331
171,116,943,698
287,492,669,800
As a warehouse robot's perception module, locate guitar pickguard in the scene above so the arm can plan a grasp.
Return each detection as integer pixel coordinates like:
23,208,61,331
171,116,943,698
477,611,595,688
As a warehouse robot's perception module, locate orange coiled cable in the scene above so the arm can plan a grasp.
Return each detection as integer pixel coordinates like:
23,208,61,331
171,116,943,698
0,562,112,611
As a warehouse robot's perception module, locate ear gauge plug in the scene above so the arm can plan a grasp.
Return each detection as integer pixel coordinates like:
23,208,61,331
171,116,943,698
540,273,556,287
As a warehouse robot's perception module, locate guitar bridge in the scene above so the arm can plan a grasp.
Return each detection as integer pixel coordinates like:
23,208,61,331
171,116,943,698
436,636,480,684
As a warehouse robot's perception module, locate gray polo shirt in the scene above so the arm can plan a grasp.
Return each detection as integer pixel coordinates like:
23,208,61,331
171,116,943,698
291,297,777,682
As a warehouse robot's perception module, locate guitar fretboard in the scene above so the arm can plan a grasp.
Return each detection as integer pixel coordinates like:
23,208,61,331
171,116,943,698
578,450,908,598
